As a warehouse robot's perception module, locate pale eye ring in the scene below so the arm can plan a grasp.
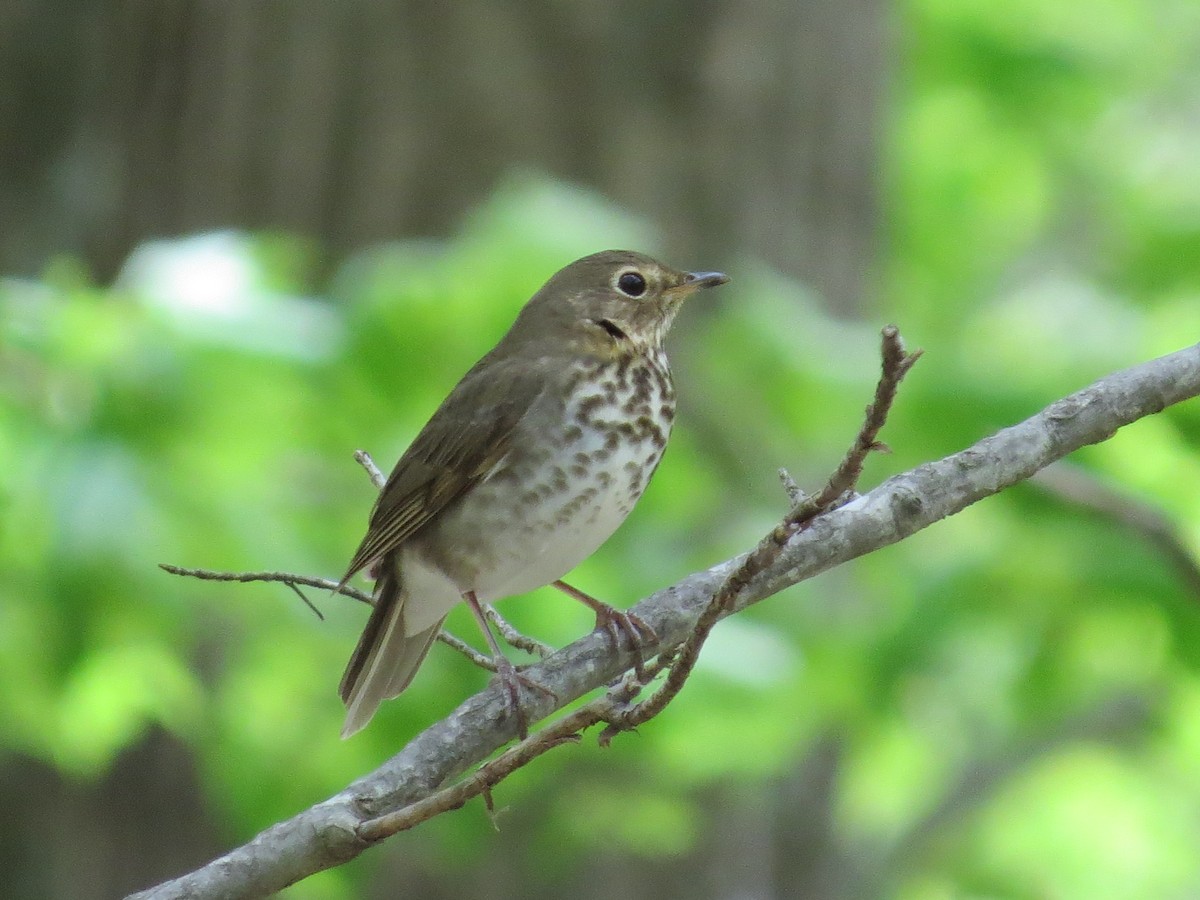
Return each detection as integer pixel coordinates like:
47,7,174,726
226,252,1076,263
616,271,647,298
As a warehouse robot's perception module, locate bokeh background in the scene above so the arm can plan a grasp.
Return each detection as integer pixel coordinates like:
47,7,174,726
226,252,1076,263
4,2,1200,898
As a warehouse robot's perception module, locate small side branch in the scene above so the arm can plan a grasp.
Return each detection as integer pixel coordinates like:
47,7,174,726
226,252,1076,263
356,648,680,841
484,604,556,659
600,325,921,736
158,564,500,670
157,564,375,608
1033,463,1200,599
354,449,387,489
162,447,556,673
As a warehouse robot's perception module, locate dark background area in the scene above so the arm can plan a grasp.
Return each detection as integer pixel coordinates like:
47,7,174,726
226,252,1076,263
2,0,884,311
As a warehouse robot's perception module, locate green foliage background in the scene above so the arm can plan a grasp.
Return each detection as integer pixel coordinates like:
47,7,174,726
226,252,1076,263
3,1,1200,896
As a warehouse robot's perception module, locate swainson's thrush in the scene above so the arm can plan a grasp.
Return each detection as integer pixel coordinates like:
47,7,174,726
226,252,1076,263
339,250,728,737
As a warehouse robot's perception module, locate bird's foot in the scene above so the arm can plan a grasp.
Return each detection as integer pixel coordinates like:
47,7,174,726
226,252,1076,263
492,656,557,741
551,580,657,680
592,605,656,680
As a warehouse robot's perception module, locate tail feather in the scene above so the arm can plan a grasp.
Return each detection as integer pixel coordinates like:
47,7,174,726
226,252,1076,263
339,567,445,738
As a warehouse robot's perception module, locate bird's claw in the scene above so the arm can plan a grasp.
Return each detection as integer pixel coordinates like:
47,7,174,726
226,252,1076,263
593,605,657,681
492,657,557,740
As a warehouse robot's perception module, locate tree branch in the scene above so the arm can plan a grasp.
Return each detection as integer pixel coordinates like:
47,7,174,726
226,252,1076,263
1032,463,1200,599
130,339,1200,899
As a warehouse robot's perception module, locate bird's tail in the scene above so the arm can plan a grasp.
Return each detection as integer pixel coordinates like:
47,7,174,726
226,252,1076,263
339,567,444,738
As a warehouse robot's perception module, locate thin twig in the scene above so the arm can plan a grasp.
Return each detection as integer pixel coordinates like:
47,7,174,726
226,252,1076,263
778,467,807,505
357,700,612,841
1033,463,1200,599
286,583,324,621
355,450,387,489
484,604,556,659
810,325,920,510
159,563,498,670
357,644,679,839
158,564,375,607
436,631,500,671
601,325,921,736
596,649,677,747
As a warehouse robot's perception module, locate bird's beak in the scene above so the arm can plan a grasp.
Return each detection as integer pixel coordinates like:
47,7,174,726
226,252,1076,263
669,270,730,299
686,271,730,289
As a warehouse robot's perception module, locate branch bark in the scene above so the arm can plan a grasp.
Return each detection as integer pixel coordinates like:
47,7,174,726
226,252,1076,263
129,340,1200,899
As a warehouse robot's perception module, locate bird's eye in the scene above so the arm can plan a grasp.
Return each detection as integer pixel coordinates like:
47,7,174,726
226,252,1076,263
616,271,647,298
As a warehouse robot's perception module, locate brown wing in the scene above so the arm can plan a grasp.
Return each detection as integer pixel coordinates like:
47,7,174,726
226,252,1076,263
340,355,550,582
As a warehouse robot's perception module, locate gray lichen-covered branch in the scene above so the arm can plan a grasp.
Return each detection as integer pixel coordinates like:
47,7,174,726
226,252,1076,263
130,339,1200,900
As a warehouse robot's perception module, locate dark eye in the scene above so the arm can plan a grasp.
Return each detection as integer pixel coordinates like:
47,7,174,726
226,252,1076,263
617,271,647,298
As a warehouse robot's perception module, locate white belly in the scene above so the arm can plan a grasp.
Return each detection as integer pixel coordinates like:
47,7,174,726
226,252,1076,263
400,360,673,632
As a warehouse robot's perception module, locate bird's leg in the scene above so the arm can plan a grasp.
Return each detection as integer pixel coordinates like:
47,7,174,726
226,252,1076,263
551,580,657,679
462,590,556,740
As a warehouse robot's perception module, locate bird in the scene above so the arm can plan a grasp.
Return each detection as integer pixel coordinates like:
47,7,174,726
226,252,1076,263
337,249,729,738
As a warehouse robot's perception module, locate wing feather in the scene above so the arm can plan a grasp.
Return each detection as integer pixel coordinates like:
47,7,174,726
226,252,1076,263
340,355,551,582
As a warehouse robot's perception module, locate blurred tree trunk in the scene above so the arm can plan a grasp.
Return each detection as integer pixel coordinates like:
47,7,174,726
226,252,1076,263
0,730,222,899
1,0,886,313
0,2,887,895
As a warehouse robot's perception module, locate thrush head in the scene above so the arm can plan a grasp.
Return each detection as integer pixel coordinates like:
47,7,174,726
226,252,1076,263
499,249,729,358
